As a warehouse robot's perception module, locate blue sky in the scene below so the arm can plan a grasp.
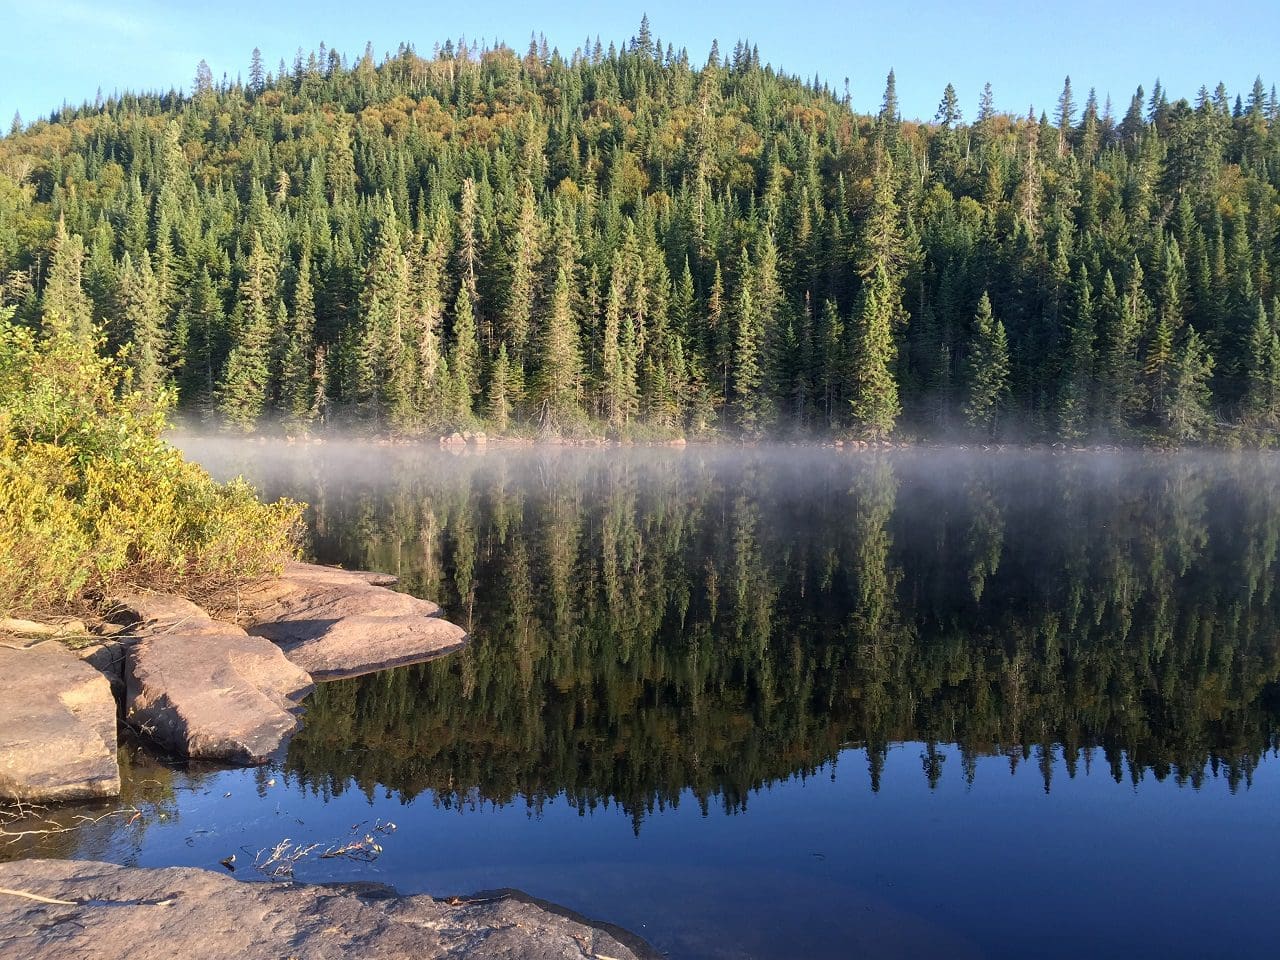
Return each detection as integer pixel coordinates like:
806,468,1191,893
1,1,1275,127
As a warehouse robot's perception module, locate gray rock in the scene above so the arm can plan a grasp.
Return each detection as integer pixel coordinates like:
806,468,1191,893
124,631,313,764
0,643,120,801
0,859,649,960
241,563,468,680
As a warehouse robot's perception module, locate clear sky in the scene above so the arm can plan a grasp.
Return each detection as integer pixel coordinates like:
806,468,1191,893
1,0,1276,128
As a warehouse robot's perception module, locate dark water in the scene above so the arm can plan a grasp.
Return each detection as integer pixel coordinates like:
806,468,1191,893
15,445,1280,959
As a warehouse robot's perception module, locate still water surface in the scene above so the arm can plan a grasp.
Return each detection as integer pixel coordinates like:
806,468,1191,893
19,446,1280,958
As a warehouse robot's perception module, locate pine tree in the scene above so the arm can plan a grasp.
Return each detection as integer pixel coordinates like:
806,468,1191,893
116,251,168,408
217,234,275,430
600,255,630,427
848,262,900,438
503,182,541,359
534,265,583,430
732,251,769,434
218,303,271,431
753,230,784,411
42,218,94,340
1164,328,1215,440
279,253,317,424
249,48,265,93
1055,76,1076,156
706,262,730,406
1145,317,1175,417
846,153,908,439
1242,299,1280,427
456,177,483,329
1097,270,1138,435
449,282,480,412
1057,265,1095,438
963,293,1010,437
487,341,514,433
876,69,900,148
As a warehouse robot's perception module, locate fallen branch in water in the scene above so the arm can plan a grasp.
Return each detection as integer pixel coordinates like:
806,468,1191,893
251,819,397,878
252,839,321,879
0,802,141,845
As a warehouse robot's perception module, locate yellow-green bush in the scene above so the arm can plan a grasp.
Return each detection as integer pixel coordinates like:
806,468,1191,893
0,314,301,616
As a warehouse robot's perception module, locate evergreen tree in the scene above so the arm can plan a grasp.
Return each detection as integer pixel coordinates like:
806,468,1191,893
600,255,631,427
279,253,318,424
1058,265,1096,438
1243,299,1280,427
963,292,1011,437
218,302,272,431
534,265,583,430
732,251,769,433
848,262,900,438
42,218,94,340
487,341,514,433
178,266,225,410
116,251,168,407
217,234,275,430
449,282,480,412
1164,328,1215,440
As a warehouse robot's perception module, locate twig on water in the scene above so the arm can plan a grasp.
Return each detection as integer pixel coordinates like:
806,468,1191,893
0,802,142,845
251,819,397,878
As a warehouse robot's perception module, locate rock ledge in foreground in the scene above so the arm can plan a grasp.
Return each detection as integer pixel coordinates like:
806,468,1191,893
0,859,648,960
0,643,121,801
238,562,468,680
118,596,314,764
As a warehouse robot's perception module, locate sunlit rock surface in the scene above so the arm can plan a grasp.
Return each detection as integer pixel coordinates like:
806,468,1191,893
0,643,120,801
239,562,468,680
0,859,650,960
121,600,313,764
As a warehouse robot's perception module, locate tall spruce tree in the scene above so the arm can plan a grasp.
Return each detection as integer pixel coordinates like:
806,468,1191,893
963,292,1011,437
534,265,583,429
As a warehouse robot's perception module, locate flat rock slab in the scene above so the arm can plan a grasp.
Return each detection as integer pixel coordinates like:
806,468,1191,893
240,563,468,680
283,561,400,587
125,631,314,764
0,859,648,960
110,593,235,639
0,643,120,801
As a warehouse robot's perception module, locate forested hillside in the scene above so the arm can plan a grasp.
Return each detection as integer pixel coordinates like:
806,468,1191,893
1,19,1278,441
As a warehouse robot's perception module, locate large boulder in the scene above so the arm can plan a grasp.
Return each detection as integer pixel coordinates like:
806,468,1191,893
124,625,313,765
0,859,650,960
239,562,468,680
0,642,120,801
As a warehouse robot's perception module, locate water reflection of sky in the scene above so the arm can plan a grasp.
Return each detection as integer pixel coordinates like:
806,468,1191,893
67,742,1277,960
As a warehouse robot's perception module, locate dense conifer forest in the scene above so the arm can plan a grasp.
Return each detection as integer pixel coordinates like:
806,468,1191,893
2,18,1278,441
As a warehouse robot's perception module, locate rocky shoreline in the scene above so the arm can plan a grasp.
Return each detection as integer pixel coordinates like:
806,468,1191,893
0,565,659,957
0,859,649,960
1,562,468,801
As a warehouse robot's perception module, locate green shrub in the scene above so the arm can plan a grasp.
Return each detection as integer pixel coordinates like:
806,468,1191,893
0,314,302,616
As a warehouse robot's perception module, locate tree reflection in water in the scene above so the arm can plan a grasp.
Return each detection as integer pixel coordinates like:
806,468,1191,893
187,444,1280,829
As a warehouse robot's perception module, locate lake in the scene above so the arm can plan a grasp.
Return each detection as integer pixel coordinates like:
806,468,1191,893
10,444,1280,959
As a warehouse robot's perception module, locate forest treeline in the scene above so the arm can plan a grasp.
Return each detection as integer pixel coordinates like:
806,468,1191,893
2,19,1279,440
